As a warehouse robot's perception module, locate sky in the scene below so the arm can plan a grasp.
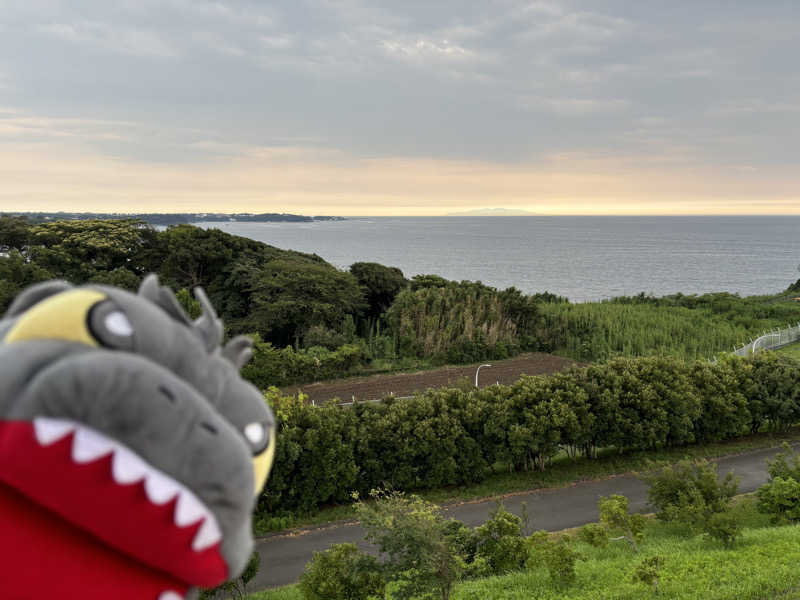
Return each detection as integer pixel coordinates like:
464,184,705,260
1,0,799,216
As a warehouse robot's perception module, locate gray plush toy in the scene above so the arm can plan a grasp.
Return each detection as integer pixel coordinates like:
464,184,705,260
0,274,275,600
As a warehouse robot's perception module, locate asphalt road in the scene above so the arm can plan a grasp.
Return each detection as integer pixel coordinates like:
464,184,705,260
251,444,791,592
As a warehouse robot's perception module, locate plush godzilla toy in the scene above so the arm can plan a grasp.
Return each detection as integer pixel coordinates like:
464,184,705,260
0,275,276,600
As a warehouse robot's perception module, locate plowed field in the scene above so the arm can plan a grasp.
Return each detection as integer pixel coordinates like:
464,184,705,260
282,352,578,404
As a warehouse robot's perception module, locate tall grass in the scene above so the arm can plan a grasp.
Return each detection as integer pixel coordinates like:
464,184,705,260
540,293,800,361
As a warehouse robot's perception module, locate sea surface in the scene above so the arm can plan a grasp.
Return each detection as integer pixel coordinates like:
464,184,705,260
196,216,800,303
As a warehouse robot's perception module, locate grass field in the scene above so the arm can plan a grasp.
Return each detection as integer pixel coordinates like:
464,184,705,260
247,498,800,600
254,427,800,535
777,343,800,361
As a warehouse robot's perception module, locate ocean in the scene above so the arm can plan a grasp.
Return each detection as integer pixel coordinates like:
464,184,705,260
196,216,800,303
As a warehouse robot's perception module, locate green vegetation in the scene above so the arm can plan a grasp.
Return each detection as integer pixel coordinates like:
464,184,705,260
250,498,800,600
540,292,800,362
777,342,800,360
757,443,800,524
255,425,800,534
257,352,800,523
299,543,385,600
5,215,800,386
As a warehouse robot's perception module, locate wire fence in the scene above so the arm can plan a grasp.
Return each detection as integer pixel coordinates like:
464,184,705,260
731,322,800,357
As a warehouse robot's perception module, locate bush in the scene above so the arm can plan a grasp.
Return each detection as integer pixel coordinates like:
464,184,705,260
644,459,738,527
703,511,742,548
632,555,665,594
578,523,609,548
757,444,800,524
299,543,384,600
527,532,583,587
471,503,527,576
355,490,464,600
242,338,366,388
757,476,800,523
598,495,645,553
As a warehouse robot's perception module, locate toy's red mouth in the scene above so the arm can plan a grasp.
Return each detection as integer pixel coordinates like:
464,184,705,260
0,419,229,599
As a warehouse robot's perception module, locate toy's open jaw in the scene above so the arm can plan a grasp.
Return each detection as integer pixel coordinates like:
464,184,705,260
0,418,230,598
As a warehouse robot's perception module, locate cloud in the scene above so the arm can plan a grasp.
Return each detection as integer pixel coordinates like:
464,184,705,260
36,20,179,58
0,0,798,212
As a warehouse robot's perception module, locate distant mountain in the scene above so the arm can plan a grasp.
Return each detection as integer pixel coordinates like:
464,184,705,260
445,208,539,217
6,212,344,226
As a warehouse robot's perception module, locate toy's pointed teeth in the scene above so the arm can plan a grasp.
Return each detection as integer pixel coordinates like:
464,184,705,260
72,426,116,463
33,417,76,446
192,515,222,552
144,469,181,505
29,417,223,554
175,490,222,551
111,446,149,484
158,591,184,600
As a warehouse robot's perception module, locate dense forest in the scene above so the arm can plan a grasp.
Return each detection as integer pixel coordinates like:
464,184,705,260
2,215,800,389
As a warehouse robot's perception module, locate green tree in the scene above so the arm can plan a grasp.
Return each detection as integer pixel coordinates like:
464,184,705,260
28,219,154,283
355,490,465,600
471,503,527,576
0,215,31,250
350,261,407,321
250,259,366,347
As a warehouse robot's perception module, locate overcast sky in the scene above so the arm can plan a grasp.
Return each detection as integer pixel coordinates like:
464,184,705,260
1,0,798,215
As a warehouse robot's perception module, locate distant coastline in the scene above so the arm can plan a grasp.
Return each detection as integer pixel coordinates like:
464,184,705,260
445,208,540,217
4,212,344,226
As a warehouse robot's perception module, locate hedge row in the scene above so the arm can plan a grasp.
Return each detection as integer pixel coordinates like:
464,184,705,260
242,340,366,388
258,353,800,515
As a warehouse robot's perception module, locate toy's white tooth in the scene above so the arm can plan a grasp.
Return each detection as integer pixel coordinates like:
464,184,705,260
174,490,206,527
111,446,148,484
192,516,222,552
33,417,75,446
143,470,181,505
71,426,114,463
158,591,183,600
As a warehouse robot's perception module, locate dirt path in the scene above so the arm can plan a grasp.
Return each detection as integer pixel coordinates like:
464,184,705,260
282,352,577,404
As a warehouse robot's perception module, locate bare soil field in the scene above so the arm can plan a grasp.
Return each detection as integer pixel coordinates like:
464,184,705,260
282,352,578,404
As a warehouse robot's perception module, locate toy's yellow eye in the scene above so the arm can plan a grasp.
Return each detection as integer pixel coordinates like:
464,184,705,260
4,289,106,346
250,424,275,496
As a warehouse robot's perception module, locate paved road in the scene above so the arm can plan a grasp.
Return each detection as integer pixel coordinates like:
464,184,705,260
251,444,791,591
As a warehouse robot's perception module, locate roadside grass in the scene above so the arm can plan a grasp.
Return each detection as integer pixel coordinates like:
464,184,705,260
249,498,800,600
254,426,800,536
777,343,800,361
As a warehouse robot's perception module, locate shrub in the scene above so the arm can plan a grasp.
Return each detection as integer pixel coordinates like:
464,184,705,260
757,476,800,523
598,494,645,553
757,444,800,524
765,442,800,481
471,503,527,576
644,459,738,527
632,555,665,594
703,511,742,548
299,544,385,600
578,523,609,548
527,532,583,587
355,490,465,600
